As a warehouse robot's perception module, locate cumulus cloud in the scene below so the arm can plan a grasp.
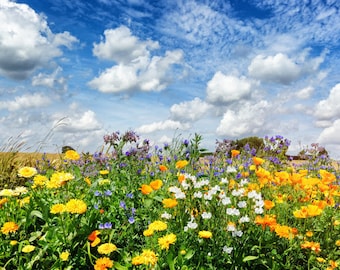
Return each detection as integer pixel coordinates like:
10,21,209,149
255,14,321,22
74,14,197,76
314,83,340,121
88,26,183,93
216,100,270,137
0,93,51,111
248,53,301,84
136,119,190,133
206,72,252,104
317,119,340,145
54,110,102,132
0,0,78,80
32,67,67,92
170,97,211,122
295,86,314,99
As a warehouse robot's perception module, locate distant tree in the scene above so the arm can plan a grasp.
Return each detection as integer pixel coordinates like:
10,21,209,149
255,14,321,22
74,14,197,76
234,137,265,152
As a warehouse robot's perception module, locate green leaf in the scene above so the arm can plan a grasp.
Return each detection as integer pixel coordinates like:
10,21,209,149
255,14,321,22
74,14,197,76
30,210,43,220
114,262,128,270
184,249,195,260
243,255,259,262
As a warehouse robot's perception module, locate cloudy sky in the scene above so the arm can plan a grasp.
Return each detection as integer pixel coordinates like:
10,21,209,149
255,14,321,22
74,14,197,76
1,0,340,157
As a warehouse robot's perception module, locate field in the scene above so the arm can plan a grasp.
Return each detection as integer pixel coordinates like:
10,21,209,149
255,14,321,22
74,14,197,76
0,133,339,269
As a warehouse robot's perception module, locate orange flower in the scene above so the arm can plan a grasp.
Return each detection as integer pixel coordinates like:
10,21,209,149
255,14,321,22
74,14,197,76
140,184,153,195
150,180,163,190
94,257,113,270
178,173,185,183
253,157,265,166
88,230,101,247
231,149,240,158
293,204,322,218
175,160,189,169
264,200,275,210
274,224,297,239
162,198,178,208
1,221,19,235
255,215,277,230
300,241,321,253
159,165,168,172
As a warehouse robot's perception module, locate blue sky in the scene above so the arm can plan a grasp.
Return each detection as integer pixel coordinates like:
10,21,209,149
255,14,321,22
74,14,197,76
1,0,340,157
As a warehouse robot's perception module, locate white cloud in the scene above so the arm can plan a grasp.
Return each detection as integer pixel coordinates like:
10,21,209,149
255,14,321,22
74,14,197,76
170,97,210,122
206,72,252,104
0,93,51,111
314,83,340,121
317,119,340,145
248,53,301,84
54,110,102,132
137,120,190,134
295,86,314,99
89,26,183,93
92,26,159,63
216,100,270,137
32,67,67,91
0,0,78,80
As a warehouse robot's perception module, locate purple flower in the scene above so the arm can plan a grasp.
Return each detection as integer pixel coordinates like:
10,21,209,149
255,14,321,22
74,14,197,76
99,222,112,229
120,201,126,209
104,190,112,196
94,191,102,197
128,216,135,224
126,193,134,199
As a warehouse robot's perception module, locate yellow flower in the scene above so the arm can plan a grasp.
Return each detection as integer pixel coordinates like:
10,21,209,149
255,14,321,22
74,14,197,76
0,198,8,207
50,203,66,214
139,184,153,195
175,160,189,169
22,245,35,253
46,172,74,189
306,231,314,237
64,150,80,160
143,229,154,237
132,250,159,266
18,167,37,178
10,240,18,246
180,250,186,255
59,251,70,261
141,249,158,265
335,240,340,246
97,243,117,255
65,199,87,214
99,179,110,185
316,257,326,263
84,177,91,186
33,174,48,188
19,196,30,207
0,189,15,197
99,170,109,175
158,233,177,250
1,221,19,235
148,220,167,232
150,179,163,190
198,230,212,239
132,255,145,265
94,257,113,270
162,198,178,208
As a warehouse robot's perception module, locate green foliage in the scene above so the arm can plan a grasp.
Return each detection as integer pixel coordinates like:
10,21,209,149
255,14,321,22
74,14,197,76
234,136,265,152
0,132,339,269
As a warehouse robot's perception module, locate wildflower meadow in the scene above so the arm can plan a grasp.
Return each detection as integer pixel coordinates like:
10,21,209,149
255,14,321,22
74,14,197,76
0,132,339,269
